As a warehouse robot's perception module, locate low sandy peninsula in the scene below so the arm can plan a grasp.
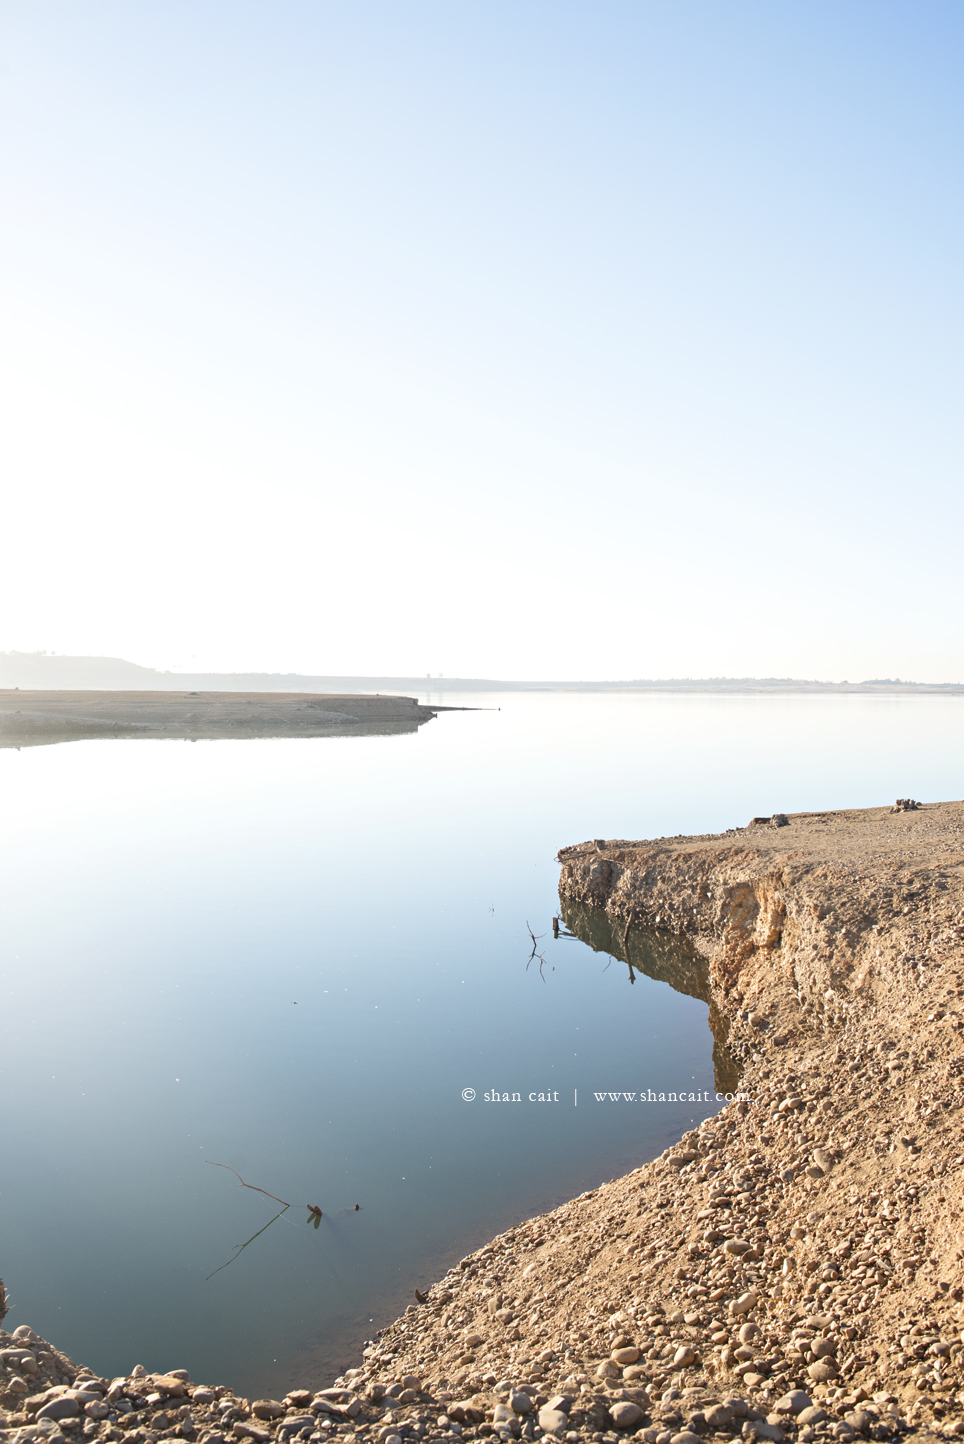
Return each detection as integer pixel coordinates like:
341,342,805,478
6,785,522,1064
0,691,437,748
4,801,964,1444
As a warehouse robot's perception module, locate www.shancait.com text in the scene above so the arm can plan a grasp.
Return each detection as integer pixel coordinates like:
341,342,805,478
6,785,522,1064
460,1088,751,1103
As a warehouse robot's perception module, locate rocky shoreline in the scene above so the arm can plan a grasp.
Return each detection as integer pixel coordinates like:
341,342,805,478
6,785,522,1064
4,802,964,1444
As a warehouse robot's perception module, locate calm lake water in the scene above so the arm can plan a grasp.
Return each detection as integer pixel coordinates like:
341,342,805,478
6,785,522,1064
1,690,960,1396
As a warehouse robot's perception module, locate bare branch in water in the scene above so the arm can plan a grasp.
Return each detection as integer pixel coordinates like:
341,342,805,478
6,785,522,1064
206,1205,290,1279
0,1277,8,1325
524,923,549,983
205,1160,290,1207
525,921,549,980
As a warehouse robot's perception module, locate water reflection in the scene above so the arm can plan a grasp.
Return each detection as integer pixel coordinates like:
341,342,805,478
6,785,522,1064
559,897,740,1094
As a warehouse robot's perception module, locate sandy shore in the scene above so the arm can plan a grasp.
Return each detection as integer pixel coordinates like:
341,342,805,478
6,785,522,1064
4,801,964,1444
0,691,437,748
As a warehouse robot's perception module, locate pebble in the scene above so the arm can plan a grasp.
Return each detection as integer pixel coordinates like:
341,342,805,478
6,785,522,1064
797,1407,827,1426
774,1391,811,1414
36,1400,78,1421
610,1349,639,1365
608,1402,643,1429
251,1400,285,1420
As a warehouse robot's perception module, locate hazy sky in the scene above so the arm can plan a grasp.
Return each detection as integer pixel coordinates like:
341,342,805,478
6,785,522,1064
2,2,963,680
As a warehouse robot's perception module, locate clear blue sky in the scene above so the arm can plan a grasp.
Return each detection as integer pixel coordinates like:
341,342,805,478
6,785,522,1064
2,1,963,679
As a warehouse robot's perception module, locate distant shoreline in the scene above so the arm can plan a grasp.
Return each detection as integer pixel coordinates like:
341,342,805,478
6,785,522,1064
1,653,963,695
0,689,437,749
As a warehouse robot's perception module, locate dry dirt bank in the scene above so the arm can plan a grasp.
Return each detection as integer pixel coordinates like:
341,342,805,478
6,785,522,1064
4,804,964,1444
0,691,436,747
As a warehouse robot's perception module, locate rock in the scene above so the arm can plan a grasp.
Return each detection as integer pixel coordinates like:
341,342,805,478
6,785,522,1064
85,1402,110,1420
749,1014,769,1031
672,1347,696,1368
770,814,789,827
774,1392,812,1415
797,1408,827,1426
280,1419,314,1433
538,1408,570,1434
812,1149,834,1172
611,1348,640,1365
547,1397,572,1414
596,1362,621,1379
399,1389,418,1404
738,1323,759,1344
232,1426,271,1443
732,1290,758,1314
37,1399,80,1421
610,1402,644,1429
464,1333,484,1348
510,1392,533,1415
704,1406,733,1429
669,1433,702,1444
669,1152,699,1170
724,1241,751,1258
812,1338,836,1359
752,1425,785,1442
251,1401,285,1420
154,1375,188,1396
400,1375,422,1391
807,1360,838,1383
193,1389,216,1404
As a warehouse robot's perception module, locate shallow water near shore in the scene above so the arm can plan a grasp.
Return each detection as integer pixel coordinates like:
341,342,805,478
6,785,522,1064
0,689,960,1396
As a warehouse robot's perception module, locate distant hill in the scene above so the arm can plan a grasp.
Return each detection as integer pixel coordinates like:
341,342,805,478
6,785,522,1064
2,652,963,694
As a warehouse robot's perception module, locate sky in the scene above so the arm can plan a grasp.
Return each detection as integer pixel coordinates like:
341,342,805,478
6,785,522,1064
2,1,963,681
